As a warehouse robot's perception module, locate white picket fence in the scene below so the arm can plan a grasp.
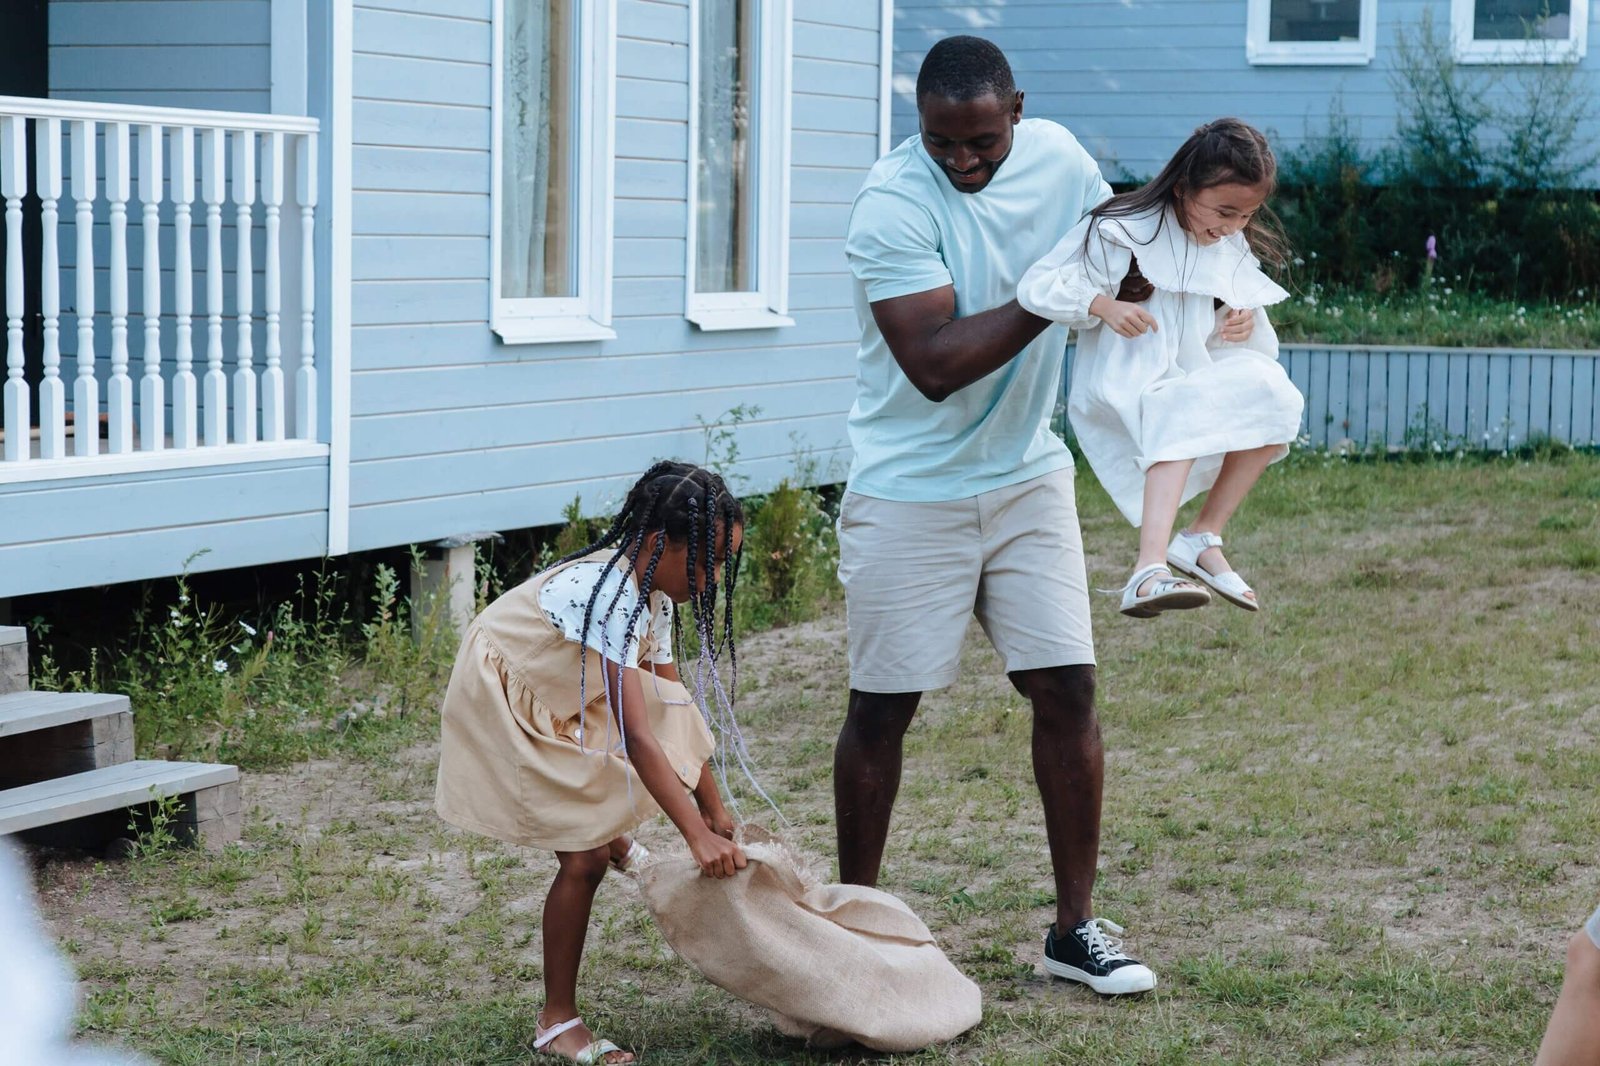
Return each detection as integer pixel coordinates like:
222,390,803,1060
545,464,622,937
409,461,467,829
0,97,321,476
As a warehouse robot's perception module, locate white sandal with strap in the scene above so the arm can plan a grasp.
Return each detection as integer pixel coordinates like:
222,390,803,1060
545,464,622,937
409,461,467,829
1119,563,1210,618
534,1016,633,1065
1167,531,1259,611
609,839,649,876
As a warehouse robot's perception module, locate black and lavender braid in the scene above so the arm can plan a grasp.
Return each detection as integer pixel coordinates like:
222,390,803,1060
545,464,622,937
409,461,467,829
560,463,748,763
681,479,773,819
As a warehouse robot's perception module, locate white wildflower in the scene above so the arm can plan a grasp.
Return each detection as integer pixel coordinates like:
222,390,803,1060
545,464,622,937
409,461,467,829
213,660,228,674
240,622,257,637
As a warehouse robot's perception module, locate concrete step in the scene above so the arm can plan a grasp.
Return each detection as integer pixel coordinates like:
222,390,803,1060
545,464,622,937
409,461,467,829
0,691,135,789
0,759,241,850
0,626,25,695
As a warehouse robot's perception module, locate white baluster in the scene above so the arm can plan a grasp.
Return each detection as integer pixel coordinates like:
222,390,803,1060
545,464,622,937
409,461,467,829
138,124,164,452
295,134,317,440
36,119,65,459
260,131,284,442
232,130,256,445
2,117,27,463
105,123,133,455
170,127,197,451
201,128,226,446
71,120,98,457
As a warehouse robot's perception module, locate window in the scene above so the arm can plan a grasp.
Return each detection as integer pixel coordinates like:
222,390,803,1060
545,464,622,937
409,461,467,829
1247,0,1377,64
491,0,615,344
1452,0,1589,62
685,0,793,332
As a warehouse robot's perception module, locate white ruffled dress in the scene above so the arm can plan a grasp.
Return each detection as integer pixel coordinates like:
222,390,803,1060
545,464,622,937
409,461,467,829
1017,207,1303,526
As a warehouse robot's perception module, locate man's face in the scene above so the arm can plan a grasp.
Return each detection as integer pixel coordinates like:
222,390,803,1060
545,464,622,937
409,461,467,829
917,91,1023,194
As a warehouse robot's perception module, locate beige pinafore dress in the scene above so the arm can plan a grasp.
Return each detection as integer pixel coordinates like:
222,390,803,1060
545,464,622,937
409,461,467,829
435,552,716,852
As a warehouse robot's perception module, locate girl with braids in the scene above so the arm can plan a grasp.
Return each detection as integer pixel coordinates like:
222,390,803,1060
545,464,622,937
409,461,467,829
1018,117,1304,620
435,461,747,1065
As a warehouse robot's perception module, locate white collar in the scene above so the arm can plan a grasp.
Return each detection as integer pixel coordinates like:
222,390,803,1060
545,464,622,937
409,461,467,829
1092,206,1289,309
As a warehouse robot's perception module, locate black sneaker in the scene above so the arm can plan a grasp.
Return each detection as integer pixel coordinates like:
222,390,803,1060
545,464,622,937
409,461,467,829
1043,918,1157,994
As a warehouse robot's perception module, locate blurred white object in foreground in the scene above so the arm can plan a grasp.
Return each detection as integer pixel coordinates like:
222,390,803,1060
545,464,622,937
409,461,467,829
0,840,150,1066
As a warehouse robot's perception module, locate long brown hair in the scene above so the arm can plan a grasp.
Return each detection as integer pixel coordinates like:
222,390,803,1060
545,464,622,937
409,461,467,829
1090,118,1290,270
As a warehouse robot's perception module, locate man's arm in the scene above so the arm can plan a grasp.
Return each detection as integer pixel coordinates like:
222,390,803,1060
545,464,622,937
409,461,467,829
870,286,1050,404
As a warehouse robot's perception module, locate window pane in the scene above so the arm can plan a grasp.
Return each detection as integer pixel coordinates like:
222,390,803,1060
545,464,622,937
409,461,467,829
1268,0,1362,42
696,0,758,294
502,0,575,300
1474,0,1572,40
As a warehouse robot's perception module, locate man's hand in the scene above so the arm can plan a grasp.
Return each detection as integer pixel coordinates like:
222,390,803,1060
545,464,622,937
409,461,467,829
1090,294,1159,339
1219,307,1255,343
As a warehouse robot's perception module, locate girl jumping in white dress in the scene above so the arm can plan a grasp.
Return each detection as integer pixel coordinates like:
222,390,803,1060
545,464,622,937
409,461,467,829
1018,118,1304,619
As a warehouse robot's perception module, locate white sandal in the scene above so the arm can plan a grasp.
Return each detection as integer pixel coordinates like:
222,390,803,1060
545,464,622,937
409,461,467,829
1120,563,1210,618
534,1015,633,1065
609,839,649,876
1167,531,1259,611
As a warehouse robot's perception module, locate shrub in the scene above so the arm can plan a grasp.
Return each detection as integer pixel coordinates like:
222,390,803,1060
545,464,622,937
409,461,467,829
741,478,838,625
1274,14,1600,302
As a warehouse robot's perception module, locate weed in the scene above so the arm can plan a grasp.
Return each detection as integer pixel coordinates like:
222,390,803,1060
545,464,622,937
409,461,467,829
126,791,185,860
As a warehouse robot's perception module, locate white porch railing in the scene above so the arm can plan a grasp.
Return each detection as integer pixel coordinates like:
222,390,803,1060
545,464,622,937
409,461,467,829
0,97,322,480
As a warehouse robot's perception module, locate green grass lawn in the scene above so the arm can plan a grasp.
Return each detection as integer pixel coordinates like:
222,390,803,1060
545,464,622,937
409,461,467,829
35,454,1600,1065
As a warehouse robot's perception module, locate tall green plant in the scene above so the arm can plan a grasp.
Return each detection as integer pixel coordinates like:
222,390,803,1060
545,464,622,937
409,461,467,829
1500,56,1598,190
1390,12,1493,189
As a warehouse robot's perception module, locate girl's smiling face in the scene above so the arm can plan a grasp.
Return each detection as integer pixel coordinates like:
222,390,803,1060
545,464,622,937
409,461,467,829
1178,181,1270,245
642,523,744,604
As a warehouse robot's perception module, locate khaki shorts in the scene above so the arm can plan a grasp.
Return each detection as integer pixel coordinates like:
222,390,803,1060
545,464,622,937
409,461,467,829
836,467,1095,693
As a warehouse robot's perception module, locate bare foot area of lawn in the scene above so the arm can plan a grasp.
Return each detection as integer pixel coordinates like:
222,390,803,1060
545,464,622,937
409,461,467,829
30,458,1600,1064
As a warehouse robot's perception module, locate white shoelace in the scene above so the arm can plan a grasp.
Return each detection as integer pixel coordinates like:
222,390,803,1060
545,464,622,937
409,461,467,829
1078,917,1131,964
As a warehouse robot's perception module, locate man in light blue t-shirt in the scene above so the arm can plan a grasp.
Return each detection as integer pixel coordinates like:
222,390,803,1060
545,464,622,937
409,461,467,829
833,35,1163,995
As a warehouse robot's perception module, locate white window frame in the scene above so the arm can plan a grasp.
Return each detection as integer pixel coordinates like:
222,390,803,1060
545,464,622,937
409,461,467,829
489,0,616,345
684,0,794,333
1451,0,1588,63
1246,0,1377,65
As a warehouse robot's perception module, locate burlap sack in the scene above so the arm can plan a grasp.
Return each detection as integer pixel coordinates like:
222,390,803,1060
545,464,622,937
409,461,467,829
638,830,982,1052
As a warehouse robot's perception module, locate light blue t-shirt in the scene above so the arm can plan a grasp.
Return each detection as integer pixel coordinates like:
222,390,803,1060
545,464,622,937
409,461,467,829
844,118,1113,502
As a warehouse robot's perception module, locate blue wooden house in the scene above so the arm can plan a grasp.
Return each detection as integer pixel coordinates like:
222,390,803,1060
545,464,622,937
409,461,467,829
891,0,1600,183
0,0,894,603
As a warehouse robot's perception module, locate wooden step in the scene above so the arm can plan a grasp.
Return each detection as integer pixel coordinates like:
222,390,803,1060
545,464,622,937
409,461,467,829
0,691,134,789
0,690,131,736
0,760,241,850
0,626,25,695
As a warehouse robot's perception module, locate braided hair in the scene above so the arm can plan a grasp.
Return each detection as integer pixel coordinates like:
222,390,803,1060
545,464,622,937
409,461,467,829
556,462,747,759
